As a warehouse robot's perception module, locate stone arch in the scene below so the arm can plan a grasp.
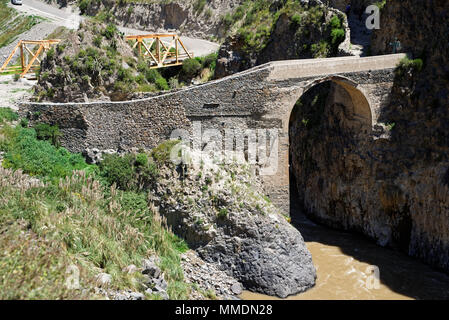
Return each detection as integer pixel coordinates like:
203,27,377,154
297,75,373,131
287,75,374,216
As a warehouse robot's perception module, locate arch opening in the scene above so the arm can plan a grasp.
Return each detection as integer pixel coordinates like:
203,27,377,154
288,78,372,221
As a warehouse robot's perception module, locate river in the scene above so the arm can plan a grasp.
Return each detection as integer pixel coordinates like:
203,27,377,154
241,204,449,300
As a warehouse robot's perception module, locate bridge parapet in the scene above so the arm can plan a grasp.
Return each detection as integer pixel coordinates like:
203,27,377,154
266,53,406,80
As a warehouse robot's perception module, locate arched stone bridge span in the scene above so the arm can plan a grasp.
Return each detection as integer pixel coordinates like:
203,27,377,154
21,53,406,213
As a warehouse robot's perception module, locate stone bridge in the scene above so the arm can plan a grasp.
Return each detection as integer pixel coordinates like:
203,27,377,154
21,53,406,214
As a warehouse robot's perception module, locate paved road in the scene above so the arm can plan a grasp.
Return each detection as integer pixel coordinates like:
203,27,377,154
7,0,219,57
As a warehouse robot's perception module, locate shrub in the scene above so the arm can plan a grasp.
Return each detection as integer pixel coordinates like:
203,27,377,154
202,53,218,71
144,68,162,83
331,28,345,44
291,14,302,26
102,23,119,40
155,77,169,91
0,116,187,299
135,153,148,167
232,6,245,22
169,77,180,89
33,123,62,147
93,35,102,47
151,140,181,164
98,153,158,191
46,47,55,61
138,83,156,92
78,0,90,14
0,165,186,299
218,208,228,219
181,58,202,78
396,57,424,75
221,13,233,27
99,154,136,190
329,15,341,29
135,73,145,84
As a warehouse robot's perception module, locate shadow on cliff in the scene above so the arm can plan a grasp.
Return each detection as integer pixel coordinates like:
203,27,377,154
289,174,449,300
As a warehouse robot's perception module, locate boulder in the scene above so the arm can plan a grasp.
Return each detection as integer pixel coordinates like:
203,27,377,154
95,272,112,288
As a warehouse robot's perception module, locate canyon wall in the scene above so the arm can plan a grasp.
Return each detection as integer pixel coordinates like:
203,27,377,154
290,0,449,272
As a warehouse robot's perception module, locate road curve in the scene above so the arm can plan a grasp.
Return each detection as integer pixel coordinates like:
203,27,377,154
7,0,219,57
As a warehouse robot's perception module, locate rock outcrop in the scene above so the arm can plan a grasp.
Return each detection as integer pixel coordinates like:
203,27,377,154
181,250,242,300
80,0,243,40
150,144,316,298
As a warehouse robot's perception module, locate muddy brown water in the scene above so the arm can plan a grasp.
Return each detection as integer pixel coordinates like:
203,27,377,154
240,207,449,300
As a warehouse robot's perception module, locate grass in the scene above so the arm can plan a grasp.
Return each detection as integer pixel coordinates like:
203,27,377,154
0,125,90,179
0,107,18,123
0,0,43,48
0,116,191,299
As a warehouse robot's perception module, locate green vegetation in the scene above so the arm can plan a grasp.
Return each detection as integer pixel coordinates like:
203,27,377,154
99,153,158,191
0,125,90,179
180,53,218,82
182,58,202,78
375,0,387,10
0,107,18,124
396,57,424,77
33,123,62,147
45,26,70,40
220,0,345,57
78,0,90,15
385,122,396,131
217,208,228,219
329,16,345,45
0,0,43,48
0,115,190,299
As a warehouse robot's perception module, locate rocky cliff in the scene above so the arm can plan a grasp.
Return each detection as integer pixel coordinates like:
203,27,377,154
150,143,316,298
78,0,243,40
215,0,351,78
290,0,449,272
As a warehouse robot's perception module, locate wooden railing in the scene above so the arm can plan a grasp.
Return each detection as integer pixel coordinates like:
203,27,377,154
0,39,61,78
125,34,193,69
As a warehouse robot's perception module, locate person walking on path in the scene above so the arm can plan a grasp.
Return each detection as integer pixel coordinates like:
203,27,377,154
389,37,402,53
